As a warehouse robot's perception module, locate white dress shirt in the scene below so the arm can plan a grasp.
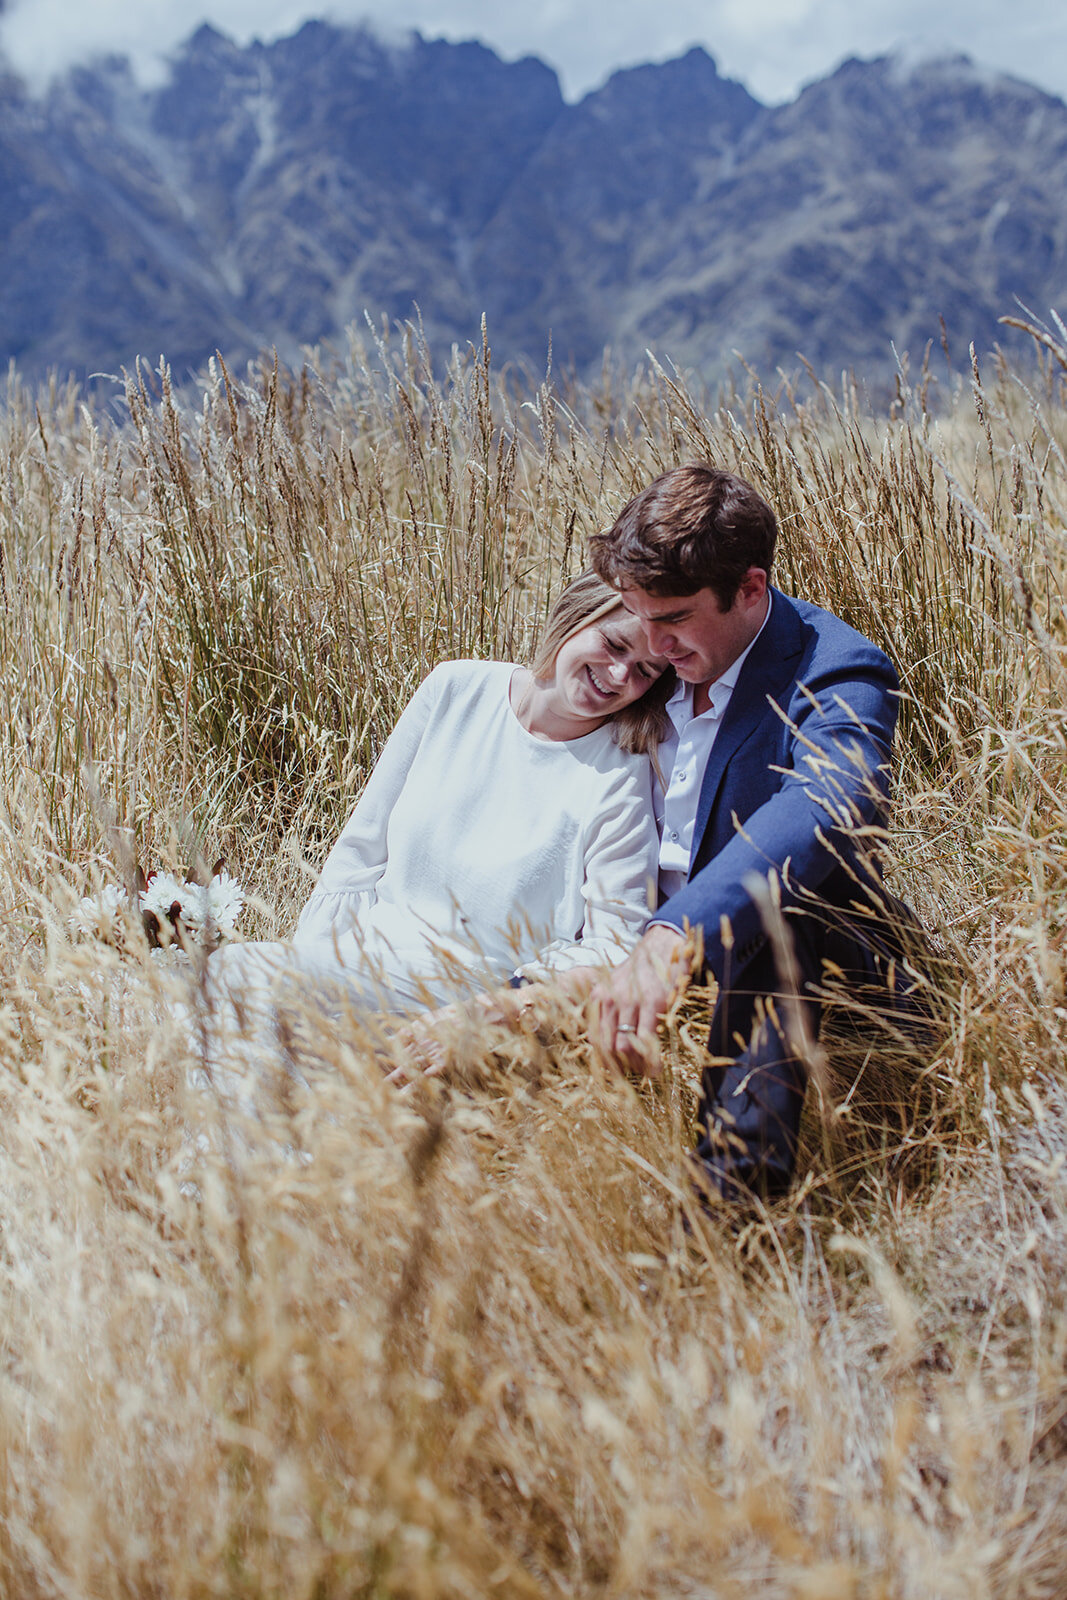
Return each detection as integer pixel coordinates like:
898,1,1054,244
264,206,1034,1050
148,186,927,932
653,594,773,902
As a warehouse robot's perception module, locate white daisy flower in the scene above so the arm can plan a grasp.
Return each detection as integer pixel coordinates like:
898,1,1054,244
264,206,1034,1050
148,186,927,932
182,871,245,942
139,871,190,922
149,944,192,968
69,884,128,939
138,867,245,948
204,871,245,935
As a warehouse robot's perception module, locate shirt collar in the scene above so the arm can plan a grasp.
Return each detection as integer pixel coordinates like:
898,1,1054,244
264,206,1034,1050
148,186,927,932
666,591,773,726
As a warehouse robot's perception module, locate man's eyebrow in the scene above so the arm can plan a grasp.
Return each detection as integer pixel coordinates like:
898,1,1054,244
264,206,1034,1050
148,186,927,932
645,605,692,621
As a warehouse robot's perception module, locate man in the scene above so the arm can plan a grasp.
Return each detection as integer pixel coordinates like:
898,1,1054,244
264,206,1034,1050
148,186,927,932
588,463,926,1202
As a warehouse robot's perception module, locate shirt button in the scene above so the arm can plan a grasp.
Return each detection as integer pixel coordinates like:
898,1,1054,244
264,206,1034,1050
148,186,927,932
670,831,679,841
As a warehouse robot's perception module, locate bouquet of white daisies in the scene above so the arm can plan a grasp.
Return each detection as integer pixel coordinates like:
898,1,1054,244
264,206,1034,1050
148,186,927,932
70,861,245,952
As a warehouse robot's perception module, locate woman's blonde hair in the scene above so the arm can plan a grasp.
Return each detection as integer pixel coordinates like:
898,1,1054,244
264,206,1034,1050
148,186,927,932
529,570,674,758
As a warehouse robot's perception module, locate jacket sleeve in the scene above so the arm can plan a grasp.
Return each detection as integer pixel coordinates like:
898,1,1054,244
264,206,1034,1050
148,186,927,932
518,756,660,977
655,645,898,982
293,671,440,943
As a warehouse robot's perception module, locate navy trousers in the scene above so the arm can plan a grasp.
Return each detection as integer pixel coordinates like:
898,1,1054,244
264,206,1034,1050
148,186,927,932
692,893,933,1202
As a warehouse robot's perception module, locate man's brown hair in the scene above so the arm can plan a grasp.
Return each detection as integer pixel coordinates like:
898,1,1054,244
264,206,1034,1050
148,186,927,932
589,464,777,609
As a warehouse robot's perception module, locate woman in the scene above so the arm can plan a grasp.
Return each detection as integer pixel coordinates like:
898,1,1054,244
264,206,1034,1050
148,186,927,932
205,572,672,1050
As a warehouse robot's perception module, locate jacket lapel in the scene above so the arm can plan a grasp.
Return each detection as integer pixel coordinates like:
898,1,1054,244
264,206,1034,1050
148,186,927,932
689,589,806,873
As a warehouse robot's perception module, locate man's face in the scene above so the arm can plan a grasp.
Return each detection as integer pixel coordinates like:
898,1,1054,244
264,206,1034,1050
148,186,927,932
618,569,769,685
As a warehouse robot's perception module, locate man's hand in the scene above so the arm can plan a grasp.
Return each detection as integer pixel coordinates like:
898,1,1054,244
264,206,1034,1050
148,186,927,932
587,923,696,1076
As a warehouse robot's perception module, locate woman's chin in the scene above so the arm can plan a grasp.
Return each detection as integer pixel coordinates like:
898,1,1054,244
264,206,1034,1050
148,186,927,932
582,694,616,717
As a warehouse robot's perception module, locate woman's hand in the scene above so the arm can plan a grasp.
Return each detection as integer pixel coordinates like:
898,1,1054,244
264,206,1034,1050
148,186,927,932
385,1003,462,1082
383,978,572,1084
383,965,613,1085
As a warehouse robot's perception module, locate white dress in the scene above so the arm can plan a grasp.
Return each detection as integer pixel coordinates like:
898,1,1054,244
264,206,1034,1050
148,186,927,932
207,660,659,1023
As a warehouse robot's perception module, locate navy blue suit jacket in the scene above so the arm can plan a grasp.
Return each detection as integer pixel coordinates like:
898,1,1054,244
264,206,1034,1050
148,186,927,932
656,588,899,984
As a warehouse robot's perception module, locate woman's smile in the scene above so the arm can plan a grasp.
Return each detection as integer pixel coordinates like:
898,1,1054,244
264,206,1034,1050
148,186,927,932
585,663,617,699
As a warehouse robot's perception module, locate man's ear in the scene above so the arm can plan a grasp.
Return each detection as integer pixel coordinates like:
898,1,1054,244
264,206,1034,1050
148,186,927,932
738,567,768,606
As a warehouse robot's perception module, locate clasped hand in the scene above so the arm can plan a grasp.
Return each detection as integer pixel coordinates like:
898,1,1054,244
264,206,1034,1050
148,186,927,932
386,925,695,1084
385,983,557,1084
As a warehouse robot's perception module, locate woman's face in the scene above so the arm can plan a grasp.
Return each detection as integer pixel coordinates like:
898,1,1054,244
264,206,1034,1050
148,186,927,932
550,609,669,722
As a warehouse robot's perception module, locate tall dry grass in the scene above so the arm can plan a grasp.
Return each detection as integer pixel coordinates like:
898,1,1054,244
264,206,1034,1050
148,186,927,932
0,313,1064,1596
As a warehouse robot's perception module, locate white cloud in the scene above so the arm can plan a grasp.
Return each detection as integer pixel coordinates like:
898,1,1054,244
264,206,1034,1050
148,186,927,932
1,0,1066,106
0,0,305,87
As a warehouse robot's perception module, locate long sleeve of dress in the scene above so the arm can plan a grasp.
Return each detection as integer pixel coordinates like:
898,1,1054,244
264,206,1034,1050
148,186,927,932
517,754,658,977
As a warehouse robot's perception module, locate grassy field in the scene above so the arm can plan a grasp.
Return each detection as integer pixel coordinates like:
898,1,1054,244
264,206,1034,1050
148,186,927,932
0,315,1065,1597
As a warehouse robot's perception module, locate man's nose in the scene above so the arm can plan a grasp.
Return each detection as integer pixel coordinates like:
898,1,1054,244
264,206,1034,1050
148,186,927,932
645,623,671,653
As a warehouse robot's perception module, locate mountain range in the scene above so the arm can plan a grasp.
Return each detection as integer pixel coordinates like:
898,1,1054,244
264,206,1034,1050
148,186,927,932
1,21,1066,385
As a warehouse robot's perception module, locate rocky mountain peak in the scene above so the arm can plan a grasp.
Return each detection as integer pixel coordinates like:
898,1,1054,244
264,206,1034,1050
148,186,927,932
0,23,1063,385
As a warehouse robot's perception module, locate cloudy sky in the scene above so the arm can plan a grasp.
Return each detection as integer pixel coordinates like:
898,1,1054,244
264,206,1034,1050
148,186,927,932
1,0,1065,106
